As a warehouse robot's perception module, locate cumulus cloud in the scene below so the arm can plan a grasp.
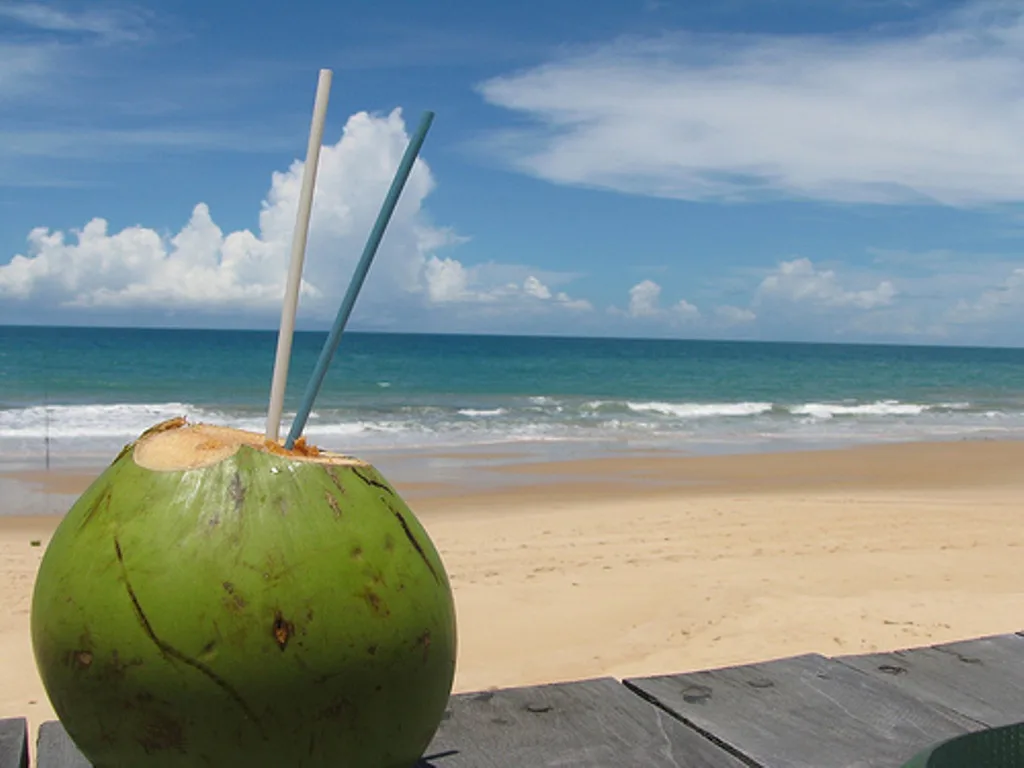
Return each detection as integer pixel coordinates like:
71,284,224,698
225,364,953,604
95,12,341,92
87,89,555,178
0,109,591,327
715,305,756,325
421,256,591,310
674,298,700,320
0,205,305,310
622,279,700,321
614,279,764,336
756,258,896,310
628,279,661,317
523,275,551,299
477,2,1024,206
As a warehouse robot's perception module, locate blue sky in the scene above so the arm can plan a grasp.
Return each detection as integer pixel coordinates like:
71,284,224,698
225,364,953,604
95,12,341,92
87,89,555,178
2,0,1024,346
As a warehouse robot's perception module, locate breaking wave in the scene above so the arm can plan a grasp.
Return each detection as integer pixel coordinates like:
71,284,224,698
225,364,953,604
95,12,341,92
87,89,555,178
2,396,1023,463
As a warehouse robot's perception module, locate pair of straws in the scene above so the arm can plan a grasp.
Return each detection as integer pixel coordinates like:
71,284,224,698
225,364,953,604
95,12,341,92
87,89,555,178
264,68,434,450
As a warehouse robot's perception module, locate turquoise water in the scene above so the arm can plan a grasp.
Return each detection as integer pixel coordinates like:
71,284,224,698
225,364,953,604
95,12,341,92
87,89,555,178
3,325,1024,465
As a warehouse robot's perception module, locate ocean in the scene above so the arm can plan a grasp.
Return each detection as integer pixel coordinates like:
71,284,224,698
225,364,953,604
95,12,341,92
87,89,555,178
3,325,1024,469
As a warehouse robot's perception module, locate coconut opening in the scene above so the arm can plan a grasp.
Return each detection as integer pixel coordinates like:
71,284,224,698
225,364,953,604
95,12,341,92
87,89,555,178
133,418,368,472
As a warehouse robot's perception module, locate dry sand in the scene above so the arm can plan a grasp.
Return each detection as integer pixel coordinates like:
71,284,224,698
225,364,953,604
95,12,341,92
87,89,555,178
2,439,1023,746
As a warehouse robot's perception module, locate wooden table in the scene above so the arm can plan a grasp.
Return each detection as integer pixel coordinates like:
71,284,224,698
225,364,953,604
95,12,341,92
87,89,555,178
5,631,1023,767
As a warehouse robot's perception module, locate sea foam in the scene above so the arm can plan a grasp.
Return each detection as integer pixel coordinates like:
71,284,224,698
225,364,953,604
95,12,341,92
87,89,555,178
1,396,1022,464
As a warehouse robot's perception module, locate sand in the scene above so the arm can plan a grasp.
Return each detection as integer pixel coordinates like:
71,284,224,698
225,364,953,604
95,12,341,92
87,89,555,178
3,438,1024,747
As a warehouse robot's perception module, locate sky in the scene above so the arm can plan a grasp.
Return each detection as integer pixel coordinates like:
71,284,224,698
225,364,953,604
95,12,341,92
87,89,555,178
2,0,1024,346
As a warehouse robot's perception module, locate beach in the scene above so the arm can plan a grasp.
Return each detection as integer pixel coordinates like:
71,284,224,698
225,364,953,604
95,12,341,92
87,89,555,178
4,437,1024,746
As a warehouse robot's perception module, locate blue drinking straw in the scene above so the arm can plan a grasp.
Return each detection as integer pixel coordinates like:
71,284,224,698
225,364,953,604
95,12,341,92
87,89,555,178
285,110,435,449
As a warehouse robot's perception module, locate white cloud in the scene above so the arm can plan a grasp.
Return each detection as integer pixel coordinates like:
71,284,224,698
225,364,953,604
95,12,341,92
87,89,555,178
0,2,147,42
423,256,471,303
421,256,591,311
523,275,551,299
1,110,428,315
628,279,662,317
947,267,1024,324
0,206,298,309
556,293,594,311
756,258,897,309
715,305,756,325
0,3,150,104
0,109,590,326
673,297,700,321
0,4,300,183
477,2,1024,206
622,279,701,321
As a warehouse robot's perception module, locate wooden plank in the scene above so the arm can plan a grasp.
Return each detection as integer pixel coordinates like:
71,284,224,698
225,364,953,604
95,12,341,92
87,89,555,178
420,676,750,767
625,653,982,768
836,632,1024,728
37,681,744,768
36,722,91,768
0,719,28,768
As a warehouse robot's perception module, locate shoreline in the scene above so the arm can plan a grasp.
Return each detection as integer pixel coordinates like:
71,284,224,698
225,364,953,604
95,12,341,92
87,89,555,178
5,425,1023,488
3,436,1024,746
5,434,1023,509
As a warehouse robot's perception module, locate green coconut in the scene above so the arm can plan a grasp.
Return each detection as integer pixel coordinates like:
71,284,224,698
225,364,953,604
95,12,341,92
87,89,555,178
30,417,457,768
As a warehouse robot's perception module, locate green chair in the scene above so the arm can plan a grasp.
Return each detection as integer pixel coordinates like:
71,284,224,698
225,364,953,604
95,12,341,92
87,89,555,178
902,721,1024,767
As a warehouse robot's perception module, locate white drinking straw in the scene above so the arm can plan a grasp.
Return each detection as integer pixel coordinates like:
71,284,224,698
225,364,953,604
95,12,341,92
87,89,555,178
266,68,333,442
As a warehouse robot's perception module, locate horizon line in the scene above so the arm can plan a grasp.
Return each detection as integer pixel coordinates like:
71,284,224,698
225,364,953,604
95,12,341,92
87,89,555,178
1,322,1021,353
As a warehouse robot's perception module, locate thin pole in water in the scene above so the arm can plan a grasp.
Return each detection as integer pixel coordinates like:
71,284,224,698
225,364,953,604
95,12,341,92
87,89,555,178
265,68,333,443
284,110,435,449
